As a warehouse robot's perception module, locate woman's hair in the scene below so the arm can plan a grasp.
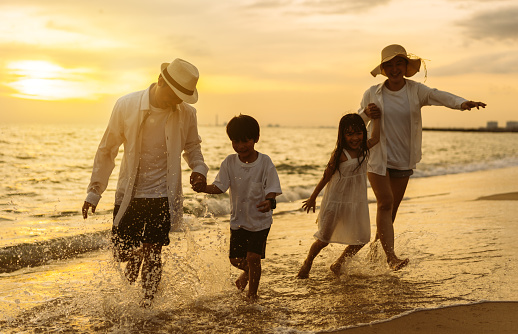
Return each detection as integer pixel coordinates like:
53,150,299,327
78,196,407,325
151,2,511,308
329,113,369,175
226,114,260,142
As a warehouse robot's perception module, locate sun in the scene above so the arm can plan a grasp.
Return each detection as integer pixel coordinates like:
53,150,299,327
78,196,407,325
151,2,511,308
6,60,97,101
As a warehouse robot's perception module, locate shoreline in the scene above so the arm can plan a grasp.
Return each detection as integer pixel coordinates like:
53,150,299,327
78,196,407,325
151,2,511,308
324,301,518,334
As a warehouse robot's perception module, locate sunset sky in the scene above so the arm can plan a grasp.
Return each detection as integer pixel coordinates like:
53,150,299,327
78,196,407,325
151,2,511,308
1,0,517,128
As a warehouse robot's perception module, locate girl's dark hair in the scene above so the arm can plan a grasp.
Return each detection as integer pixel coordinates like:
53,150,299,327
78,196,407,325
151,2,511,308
329,113,369,175
226,114,260,142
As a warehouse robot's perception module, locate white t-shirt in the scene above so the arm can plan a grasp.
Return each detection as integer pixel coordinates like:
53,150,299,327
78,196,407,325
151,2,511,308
382,85,412,169
213,152,282,232
134,106,170,198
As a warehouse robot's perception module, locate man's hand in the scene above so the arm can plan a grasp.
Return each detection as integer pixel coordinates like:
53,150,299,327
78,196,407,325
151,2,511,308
190,172,207,192
82,201,96,219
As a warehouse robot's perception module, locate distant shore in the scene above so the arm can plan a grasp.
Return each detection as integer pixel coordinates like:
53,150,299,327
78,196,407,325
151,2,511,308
423,127,518,133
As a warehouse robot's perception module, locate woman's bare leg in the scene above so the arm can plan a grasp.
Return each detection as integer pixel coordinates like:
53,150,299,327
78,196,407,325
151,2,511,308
368,172,409,270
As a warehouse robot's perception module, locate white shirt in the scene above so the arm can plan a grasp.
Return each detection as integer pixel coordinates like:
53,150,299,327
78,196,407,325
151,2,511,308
85,84,208,227
382,85,411,169
358,79,467,175
213,153,282,232
134,106,169,198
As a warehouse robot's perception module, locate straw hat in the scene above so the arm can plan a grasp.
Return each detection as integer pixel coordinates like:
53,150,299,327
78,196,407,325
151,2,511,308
370,44,421,78
160,58,199,104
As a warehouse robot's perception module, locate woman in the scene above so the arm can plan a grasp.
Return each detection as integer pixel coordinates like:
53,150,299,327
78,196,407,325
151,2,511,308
359,44,486,270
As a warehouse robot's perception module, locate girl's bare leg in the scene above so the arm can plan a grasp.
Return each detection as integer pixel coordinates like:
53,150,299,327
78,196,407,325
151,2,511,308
368,172,409,270
330,244,364,275
125,247,143,284
296,239,329,279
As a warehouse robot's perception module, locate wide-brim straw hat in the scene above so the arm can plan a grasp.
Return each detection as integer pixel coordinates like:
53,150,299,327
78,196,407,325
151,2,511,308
370,44,421,78
160,58,199,104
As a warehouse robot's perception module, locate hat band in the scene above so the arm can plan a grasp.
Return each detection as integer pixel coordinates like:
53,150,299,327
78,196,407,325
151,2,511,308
162,69,195,96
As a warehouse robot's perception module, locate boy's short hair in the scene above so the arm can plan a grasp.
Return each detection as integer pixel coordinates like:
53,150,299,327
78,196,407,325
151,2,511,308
226,114,260,142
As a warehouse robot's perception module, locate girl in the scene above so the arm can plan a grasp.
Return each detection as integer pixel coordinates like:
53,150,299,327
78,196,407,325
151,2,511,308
297,113,380,279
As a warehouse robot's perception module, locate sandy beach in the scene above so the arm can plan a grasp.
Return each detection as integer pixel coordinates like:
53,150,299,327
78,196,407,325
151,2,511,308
327,301,518,334
318,166,518,333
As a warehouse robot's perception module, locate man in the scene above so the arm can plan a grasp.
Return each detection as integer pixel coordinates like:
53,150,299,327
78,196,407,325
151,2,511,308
82,58,208,306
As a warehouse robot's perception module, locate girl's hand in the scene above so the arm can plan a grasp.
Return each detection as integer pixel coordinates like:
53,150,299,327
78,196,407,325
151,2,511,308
302,198,316,213
365,103,381,119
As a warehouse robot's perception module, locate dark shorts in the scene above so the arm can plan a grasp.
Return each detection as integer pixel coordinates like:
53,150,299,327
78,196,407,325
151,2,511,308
112,197,171,261
229,228,270,259
387,168,414,178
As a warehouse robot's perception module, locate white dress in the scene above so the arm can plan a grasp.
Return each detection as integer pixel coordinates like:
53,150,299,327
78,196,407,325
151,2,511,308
314,150,371,245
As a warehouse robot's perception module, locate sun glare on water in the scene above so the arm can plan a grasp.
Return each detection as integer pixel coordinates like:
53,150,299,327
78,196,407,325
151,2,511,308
6,60,96,101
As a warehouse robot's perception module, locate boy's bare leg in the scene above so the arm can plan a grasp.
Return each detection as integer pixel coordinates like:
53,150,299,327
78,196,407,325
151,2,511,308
246,252,262,301
125,247,143,284
140,243,163,304
230,258,249,290
296,239,329,279
330,244,364,276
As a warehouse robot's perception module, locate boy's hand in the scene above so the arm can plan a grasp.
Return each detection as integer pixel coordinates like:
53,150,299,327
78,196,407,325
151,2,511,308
256,200,271,213
302,198,316,213
190,172,207,192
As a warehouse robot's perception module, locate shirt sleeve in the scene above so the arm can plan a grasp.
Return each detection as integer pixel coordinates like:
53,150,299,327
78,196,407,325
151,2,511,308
182,106,209,177
85,100,126,205
212,157,231,193
264,156,282,196
417,83,467,110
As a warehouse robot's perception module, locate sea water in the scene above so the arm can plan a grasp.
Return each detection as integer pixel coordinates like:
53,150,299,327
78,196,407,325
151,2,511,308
1,124,517,333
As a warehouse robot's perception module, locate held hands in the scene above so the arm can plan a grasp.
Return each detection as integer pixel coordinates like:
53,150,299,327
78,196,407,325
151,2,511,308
82,201,96,219
461,101,486,110
364,103,381,119
302,197,316,213
190,172,207,192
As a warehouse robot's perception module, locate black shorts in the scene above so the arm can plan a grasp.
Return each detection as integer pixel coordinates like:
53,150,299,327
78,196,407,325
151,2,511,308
229,228,270,259
112,198,171,261
387,168,414,178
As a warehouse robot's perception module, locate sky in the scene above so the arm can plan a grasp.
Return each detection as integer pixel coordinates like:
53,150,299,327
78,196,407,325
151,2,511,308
1,0,517,128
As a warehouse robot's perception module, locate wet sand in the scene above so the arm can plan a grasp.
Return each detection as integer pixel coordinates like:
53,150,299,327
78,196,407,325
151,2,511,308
322,167,518,334
326,301,518,334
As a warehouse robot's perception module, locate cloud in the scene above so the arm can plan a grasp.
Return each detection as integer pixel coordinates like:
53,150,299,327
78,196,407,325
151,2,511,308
243,0,391,15
457,6,518,41
433,51,518,76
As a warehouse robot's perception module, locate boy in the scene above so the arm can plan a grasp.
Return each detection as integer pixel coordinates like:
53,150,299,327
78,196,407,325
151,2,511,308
194,114,282,301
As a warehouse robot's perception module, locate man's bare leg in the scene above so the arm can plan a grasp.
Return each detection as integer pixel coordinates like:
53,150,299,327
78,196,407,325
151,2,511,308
140,243,163,305
296,239,329,279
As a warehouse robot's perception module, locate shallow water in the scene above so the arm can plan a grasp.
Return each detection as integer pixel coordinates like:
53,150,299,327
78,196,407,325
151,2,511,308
1,125,518,332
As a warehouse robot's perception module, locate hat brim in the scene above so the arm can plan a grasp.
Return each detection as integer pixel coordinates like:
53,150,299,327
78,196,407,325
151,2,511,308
160,63,198,104
370,55,421,78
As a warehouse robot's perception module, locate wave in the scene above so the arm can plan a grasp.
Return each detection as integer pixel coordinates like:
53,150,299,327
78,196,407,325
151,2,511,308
0,231,111,274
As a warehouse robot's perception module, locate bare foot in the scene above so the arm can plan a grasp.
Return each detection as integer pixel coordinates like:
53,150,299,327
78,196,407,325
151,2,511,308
389,258,409,271
296,260,312,279
235,271,249,291
330,262,342,276
246,293,259,303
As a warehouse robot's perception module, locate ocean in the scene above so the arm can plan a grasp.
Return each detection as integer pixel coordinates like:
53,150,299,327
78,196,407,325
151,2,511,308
1,124,518,333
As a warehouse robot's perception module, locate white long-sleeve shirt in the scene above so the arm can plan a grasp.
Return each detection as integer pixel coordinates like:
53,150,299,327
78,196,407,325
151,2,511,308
85,84,208,227
358,79,467,175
